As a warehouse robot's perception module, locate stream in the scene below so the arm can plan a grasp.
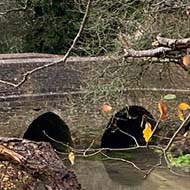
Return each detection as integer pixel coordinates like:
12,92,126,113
72,149,190,190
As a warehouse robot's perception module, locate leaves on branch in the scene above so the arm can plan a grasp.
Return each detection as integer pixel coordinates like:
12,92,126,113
143,122,152,143
158,102,167,120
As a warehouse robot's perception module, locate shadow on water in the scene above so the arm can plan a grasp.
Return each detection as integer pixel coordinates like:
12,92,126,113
73,149,190,190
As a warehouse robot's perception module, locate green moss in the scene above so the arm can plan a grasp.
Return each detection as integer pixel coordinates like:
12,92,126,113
174,154,190,165
169,153,190,166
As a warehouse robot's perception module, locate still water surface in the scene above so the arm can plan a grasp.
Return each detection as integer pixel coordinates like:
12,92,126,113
73,150,190,190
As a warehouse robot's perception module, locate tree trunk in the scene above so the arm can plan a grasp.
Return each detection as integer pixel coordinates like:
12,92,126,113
0,137,81,190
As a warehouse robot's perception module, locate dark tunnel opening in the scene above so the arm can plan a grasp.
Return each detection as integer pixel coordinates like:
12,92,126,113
101,105,156,148
23,112,73,151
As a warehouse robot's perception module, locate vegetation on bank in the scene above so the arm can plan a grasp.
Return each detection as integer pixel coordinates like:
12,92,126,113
0,0,189,55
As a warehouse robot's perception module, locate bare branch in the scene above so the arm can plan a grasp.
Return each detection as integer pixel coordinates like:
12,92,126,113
164,114,190,152
156,36,190,49
124,46,172,58
0,0,92,88
100,151,143,172
123,36,190,59
117,128,140,147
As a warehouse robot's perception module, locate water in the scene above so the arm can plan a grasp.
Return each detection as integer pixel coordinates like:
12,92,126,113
73,150,190,190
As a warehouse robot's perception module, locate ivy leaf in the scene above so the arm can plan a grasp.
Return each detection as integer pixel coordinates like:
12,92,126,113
143,122,152,143
68,152,75,165
163,94,176,100
158,102,167,120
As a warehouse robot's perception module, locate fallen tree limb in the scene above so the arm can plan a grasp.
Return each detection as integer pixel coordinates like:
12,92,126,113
0,137,80,190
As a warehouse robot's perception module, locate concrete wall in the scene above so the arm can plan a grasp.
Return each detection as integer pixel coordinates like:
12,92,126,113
0,53,189,147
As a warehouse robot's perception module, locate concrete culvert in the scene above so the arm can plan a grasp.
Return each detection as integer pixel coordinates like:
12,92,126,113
101,105,156,148
23,112,73,152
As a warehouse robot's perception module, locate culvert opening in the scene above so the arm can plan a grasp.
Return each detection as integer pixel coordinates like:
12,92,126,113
23,112,73,151
101,105,156,148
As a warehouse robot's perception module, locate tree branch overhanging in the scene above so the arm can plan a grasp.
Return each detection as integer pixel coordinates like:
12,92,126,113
124,46,172,57
156,36,190,49
122,35,190,60
0,0,92,88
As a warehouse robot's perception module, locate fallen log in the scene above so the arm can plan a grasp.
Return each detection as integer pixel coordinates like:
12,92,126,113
0,137,81,190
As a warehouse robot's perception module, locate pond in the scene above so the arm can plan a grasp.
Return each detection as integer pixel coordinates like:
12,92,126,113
72,149,190,190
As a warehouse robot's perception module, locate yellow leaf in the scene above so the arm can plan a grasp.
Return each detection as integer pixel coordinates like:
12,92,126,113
68,152,75,165
101,104,112,112
178,102,190,111
143,122,152,143
158,102,167,120
182,54,190,66
177,109,184,121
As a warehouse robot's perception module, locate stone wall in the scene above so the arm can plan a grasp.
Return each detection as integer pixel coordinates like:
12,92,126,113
0,53,189,147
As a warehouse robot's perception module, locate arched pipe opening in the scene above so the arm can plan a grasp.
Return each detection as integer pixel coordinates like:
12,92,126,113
101,105,156,148
23,112,73,152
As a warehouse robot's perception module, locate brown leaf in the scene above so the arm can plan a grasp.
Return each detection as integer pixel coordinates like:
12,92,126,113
143,122,152,143
101,104,112,112
158,102,167,120
182,54,190,66
118,33,131,49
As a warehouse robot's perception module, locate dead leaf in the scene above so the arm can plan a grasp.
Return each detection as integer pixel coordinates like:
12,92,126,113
182,54,190,66
177,109,184,121
143,122,152,143
158,102,167,120
68,152,75,165
101,104,112,112
178,102,190,111
152,40,159,47
118,33,131,49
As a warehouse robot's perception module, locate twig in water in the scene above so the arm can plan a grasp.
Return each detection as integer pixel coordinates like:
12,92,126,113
100,151,144,172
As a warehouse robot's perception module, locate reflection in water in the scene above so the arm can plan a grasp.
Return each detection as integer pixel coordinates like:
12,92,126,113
102,149,159,187
74,159,159,190
103,161,144,187
73,150,190,190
